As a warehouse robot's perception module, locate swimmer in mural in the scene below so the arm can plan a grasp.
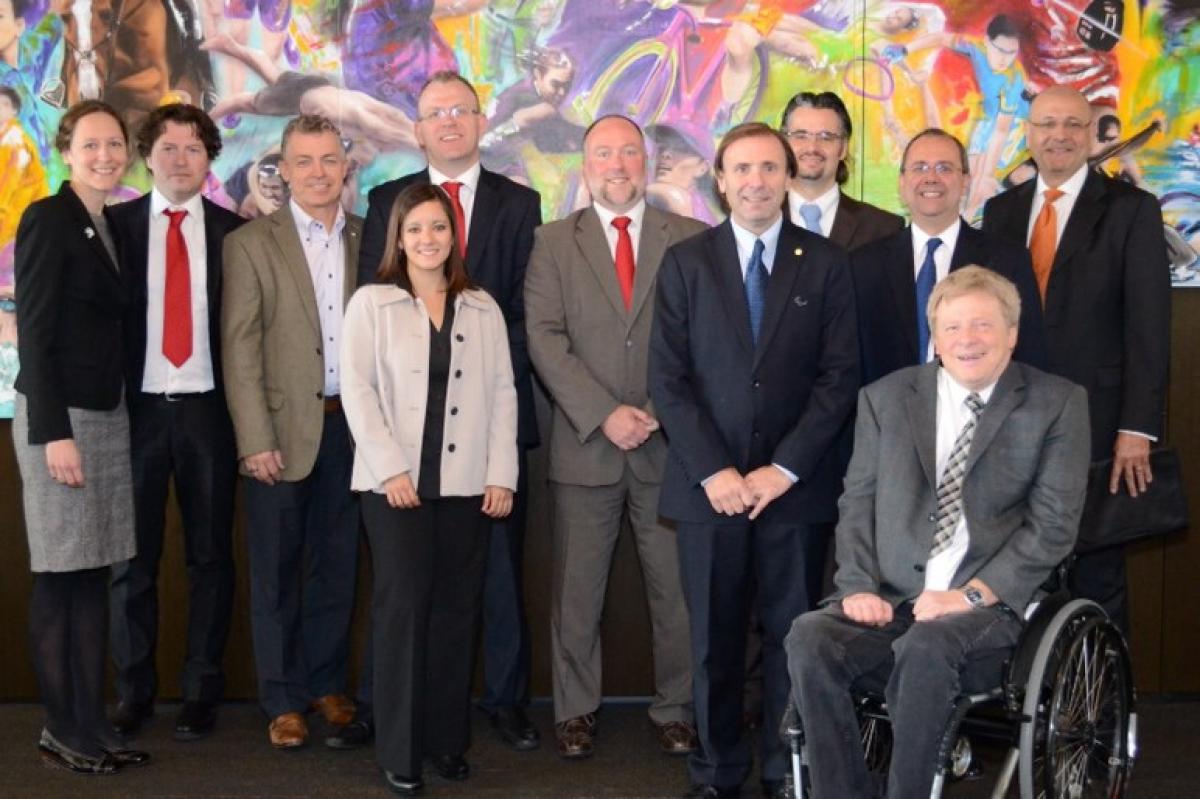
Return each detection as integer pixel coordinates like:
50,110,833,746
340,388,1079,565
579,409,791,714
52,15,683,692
645,123,716,224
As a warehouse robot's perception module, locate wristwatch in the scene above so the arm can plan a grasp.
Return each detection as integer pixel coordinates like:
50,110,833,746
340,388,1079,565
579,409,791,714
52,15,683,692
961,586,986,608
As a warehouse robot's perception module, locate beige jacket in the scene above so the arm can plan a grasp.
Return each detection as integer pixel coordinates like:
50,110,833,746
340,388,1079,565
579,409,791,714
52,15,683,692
340,284,518,495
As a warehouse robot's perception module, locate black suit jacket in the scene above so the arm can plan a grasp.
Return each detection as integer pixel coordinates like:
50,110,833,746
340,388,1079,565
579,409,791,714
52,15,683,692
828,192,905,252
14,185,128,443
851,220,1047,386
982,170,1170,458
358,166,542,446
109,193,246,399
649,218,860,524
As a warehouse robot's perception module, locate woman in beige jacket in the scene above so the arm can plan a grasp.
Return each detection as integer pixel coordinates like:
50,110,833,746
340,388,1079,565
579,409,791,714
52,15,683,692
340,183,517,795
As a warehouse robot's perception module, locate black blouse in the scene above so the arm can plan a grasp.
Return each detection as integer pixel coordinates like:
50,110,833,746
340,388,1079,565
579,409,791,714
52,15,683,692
417,300,456,499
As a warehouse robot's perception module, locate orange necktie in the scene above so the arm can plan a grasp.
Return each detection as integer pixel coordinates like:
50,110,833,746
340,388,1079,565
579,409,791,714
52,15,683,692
1029,188,1064,301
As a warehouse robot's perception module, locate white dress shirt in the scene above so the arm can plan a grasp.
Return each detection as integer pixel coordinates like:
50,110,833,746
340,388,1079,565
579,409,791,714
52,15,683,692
924,368,997,591
1025,164,1089,247
290,199,347,396
788,183,840,237
912,217,961,362
730,214,782,278
593,198,646,262
429,160,482,235
142,188,214,394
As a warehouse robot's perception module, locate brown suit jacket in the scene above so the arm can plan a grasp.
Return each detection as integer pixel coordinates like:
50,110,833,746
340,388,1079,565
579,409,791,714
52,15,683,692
828,192,905,252
221,205,362,481
525,204,706,486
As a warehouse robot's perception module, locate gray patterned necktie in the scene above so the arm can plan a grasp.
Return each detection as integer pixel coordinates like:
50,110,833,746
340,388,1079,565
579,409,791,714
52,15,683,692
930,392,985,557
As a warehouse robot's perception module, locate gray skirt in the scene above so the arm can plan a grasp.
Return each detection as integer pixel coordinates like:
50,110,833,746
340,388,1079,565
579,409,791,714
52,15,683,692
12,392,135,572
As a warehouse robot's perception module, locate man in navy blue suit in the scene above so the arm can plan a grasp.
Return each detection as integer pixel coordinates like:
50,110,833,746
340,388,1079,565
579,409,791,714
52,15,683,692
649,122,859,799
851,128,1046,386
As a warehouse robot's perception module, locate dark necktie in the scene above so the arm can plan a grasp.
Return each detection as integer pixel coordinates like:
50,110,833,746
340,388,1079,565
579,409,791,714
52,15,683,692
162,208,192,368
611,215,635,310
930,392,985,557
441,180,468,259
915,237,942,363
745,238,768,345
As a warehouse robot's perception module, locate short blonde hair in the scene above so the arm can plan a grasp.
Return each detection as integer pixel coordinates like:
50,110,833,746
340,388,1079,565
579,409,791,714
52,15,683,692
280,114,343,156
927,265,1021,331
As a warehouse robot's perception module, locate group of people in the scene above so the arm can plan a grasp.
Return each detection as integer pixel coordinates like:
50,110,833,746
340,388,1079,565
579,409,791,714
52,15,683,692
10,68,1168,799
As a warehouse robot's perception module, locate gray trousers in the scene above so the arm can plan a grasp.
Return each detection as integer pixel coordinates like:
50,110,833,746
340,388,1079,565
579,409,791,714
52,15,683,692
550,467,693,725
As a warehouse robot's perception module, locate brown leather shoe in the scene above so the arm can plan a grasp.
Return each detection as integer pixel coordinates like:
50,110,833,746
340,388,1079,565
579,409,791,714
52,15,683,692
268,712,308,749
657,720,699,755
555,714,595,759
310,694,355,726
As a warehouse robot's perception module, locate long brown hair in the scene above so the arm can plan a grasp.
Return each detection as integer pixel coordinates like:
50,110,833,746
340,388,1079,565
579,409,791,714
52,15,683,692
376,183,473,297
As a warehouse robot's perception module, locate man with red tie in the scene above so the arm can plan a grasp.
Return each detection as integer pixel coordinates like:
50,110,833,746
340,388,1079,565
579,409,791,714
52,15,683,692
108,103,245,741
525,114,705,760
345,71,544,753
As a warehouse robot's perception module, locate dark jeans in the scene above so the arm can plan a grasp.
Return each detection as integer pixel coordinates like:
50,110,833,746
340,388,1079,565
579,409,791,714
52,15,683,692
786,602,1022,799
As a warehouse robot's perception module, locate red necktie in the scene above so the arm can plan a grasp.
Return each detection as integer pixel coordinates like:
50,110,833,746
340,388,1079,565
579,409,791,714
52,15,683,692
162,208,192,368
441,181,468,260
612,215,635,310
1030,188,1064,302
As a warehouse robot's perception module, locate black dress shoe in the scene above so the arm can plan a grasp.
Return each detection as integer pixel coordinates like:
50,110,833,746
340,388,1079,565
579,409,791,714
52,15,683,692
383,770,424,795
174,701,217,741
37,730,118,775
491,706,540,750
111,699,154,737
761,775,797,798
683,785,740,799
102,747,151,768
325,719,374,750
431,753,469,781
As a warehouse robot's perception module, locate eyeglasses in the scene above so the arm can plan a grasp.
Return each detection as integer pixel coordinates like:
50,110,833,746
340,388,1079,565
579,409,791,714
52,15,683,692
903,161,961,176
418,105,481,122
783,129,845,144
1028,118,1089,133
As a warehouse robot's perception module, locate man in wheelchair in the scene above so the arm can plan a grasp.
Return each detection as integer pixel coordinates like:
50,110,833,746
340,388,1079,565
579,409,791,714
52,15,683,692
785,266,1091,798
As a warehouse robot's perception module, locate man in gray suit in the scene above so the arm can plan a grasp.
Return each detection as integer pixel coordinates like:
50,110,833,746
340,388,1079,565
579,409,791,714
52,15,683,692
222,114,363,749
525,114,704,760
785,267,1090,799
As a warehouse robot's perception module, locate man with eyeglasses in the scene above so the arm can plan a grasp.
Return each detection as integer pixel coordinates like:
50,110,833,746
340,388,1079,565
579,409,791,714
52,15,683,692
342,70,544,757
852,127,1045,387
779,91,903,251
982,86,1170,635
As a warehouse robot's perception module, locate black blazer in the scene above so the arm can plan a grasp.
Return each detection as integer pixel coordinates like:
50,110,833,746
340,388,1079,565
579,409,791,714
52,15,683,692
14,184,128,444
649,218,860,525
358,166,542,446
982,170,1170,458
851,220,1047,386
108,193,245,399
828,192,905,252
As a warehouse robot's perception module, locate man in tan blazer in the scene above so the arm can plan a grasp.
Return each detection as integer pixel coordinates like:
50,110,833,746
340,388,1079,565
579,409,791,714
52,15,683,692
221,114,363,749
525,114,705,761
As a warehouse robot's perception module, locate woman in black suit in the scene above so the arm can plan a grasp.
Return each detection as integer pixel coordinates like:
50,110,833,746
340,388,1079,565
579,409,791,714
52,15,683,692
12,100,149,774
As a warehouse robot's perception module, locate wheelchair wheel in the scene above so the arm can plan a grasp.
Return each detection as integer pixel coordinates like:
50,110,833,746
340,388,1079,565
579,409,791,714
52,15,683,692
1017,601,1135,798
856,696,893,793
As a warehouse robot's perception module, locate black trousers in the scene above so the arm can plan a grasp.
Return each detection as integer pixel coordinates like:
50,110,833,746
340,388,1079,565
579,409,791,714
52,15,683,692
110,391,237,704
362,492,488,777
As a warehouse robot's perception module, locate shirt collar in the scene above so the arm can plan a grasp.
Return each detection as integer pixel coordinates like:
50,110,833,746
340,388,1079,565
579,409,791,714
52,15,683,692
593,198,646,232
938,365,998,407
150,187,204,218
911,216,961,257
429,160,482,193
290,198,346,236
1035,164,1089,200
730,214,783,272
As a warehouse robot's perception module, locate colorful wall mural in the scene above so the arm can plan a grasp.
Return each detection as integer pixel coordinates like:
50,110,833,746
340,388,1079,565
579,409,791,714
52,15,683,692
1,0,1199,418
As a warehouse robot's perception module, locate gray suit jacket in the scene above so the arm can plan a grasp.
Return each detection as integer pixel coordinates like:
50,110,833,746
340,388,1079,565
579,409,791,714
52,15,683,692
526,204,706,486
832,361,1090,615
221,205,363,481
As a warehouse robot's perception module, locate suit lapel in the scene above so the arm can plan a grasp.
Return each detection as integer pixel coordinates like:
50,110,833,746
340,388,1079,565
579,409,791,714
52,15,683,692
63,185,121,281
1006,181,1037,244
712,222,755,357
1049,171,1106,284
128,195,153,300
269,207,321,336
201,198,224,316
576,208,627,319
905,365,939,487
753,223,806,367
829,192,859,249
630,207,669,325
949,219,981,272
343,215,362,306
885,229,920,362
466,169,499,276
965,363,1026,475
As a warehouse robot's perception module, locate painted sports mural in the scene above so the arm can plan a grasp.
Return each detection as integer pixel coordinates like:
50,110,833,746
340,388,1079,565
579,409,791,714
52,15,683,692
1,0,1198,417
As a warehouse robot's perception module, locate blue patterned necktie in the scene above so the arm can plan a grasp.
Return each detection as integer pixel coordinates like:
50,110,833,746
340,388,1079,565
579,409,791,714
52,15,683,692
799,203,822,234
915,237,942,363
745,238,768,345
931,392,985,557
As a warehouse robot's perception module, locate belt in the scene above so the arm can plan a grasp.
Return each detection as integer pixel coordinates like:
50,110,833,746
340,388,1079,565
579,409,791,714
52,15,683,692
323,395,342,413
146,390,213,402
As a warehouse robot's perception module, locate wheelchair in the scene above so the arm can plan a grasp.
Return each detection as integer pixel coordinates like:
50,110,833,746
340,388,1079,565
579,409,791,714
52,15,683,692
782,567,1137,798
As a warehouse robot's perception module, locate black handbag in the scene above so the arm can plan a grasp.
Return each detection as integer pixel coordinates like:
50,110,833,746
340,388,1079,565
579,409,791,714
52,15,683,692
1076,447,1189,553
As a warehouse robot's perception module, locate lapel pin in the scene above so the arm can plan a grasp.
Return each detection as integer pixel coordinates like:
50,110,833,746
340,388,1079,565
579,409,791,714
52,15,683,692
84,227,95,239
794,296,808,307
794,247,803,257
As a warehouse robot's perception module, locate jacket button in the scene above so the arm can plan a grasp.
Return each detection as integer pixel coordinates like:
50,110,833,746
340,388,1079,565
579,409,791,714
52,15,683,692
450,407,458,415
454,369,462,378
752,430,760,438
753,380,760,388
447,443,456,453
625,339,633,348
456,333,464,342
928,513,936,522
316,392,323,399
914,564,925,573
